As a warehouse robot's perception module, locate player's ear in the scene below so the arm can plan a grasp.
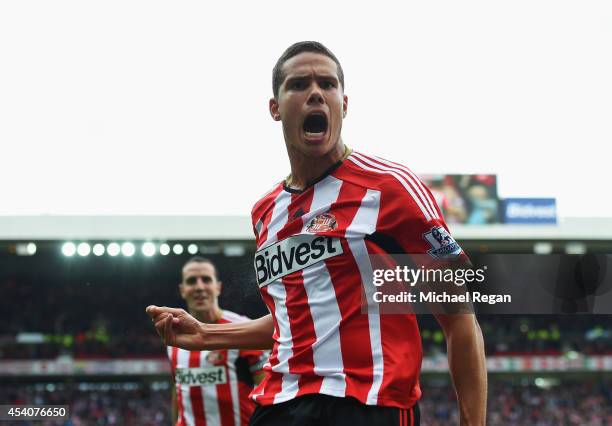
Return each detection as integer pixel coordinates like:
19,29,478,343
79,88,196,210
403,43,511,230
215,281,222,296
269,98,281,121
178,283,186,300
343,95,348,118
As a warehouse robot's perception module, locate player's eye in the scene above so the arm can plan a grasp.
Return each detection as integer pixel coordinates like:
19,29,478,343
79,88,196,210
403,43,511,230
290,80,306,90
185,277,197,285
320,81,335,89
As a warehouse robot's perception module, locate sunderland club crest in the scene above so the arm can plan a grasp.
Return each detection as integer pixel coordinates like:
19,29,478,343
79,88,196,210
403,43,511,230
306,213,337,233
206,350,226,365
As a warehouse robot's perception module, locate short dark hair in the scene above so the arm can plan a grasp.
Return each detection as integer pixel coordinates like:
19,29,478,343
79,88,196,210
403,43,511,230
272,41,344,98
182,256,219,281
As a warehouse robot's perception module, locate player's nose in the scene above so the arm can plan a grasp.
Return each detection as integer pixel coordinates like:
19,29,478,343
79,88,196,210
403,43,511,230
307,86,325,105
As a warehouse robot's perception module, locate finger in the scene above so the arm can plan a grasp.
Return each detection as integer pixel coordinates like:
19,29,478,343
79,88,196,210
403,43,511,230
154,313,172,330
146,305,168,318
152,313,171,323
154,314,168,342
154,317,166,330
146,305,184,318
154,314,172,340
146,305,159,319
164,313,174,346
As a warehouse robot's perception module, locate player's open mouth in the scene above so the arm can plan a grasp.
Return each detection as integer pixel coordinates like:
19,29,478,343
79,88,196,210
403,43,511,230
302,113,328,141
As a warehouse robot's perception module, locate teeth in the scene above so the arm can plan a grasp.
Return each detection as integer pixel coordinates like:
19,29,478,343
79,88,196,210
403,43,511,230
305,131,325,137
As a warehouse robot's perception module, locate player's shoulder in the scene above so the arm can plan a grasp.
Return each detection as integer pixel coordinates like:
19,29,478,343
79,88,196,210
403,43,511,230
344,150,440,220
251,181,284,220
219,309,251,324
343,151,423,192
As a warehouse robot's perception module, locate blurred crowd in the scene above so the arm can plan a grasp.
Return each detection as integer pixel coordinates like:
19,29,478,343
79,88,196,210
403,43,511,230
0,255,264,360
0,383,170,426
1,252,611,360
1,272,611,359
1,379,611,426
419,315,612,356
420,379,612,426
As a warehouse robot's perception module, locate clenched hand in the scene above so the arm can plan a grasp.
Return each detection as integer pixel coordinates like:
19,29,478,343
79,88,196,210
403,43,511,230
146,305,206,350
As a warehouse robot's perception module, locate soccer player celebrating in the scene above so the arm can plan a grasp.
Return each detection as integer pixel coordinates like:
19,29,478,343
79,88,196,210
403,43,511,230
168,257,267,426
148,42,487,426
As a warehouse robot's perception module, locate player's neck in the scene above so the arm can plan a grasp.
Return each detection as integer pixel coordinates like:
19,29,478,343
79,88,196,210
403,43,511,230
285,141,348,190
191,307,222,324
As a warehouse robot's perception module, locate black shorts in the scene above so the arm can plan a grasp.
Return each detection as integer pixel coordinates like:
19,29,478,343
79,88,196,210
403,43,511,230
249,394,420,426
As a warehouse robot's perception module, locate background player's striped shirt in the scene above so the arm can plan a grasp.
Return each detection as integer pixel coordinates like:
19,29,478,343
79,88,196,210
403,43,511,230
167,310,267,426
250,151,466,409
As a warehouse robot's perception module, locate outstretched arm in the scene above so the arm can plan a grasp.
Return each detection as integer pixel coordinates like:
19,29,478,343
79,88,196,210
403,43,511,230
146,305,275,351
435,313,487,426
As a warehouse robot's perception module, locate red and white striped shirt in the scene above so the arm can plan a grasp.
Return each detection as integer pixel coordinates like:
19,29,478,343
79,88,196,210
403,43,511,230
167,310,267,426
250,151,465,409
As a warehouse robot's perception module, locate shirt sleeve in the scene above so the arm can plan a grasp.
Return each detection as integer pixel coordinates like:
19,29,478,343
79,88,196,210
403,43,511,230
375,175,469,269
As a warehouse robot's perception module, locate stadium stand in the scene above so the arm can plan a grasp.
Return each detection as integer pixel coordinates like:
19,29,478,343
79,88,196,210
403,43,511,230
1,216,611,424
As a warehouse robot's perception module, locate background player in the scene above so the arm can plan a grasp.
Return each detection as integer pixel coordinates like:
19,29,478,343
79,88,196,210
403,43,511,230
169,256,267,426
148,42,487,426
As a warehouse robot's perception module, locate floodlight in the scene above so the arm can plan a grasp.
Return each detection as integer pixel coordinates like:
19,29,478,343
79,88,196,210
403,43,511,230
142,242,156,257
107,243,120,256
93,244,105,256
77,243,91,256
62,242,76,257
121,242,135,257
160,243,171,255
